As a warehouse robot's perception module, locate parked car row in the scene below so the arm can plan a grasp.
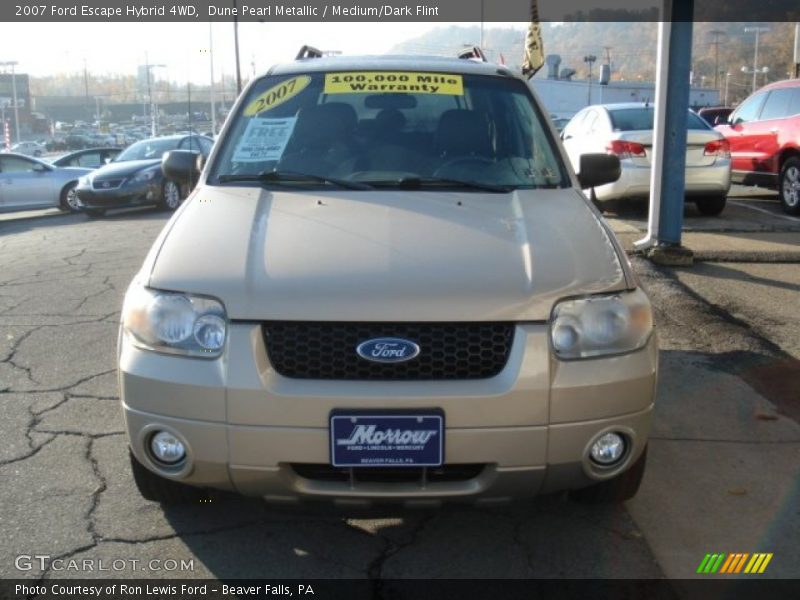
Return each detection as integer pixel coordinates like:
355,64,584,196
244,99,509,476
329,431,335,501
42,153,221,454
557,78,800,216
0,134,212,216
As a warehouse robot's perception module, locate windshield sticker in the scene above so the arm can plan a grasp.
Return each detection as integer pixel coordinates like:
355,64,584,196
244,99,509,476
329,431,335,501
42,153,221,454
232,117,296,162
324,72,463,95
243,75,311,116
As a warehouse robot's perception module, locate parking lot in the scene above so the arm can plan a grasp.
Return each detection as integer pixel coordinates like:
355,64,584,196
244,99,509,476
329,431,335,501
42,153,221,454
1,189,799,581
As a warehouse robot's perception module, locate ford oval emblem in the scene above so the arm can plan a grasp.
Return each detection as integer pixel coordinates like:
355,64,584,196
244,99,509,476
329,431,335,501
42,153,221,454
356,337,420,363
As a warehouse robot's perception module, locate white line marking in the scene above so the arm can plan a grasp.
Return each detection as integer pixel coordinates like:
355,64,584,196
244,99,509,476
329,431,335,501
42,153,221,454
729,201,800,223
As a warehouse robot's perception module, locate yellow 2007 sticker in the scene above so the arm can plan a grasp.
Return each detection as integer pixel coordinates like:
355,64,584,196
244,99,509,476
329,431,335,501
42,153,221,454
244,75,311,116
324,72,463,95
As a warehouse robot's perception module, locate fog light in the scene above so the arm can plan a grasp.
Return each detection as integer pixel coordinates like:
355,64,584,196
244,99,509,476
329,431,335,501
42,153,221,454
589,432,626,465
150,431,186,465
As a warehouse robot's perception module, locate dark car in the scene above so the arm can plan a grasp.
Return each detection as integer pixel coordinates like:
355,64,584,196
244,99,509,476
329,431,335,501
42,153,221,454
715,79,800,214
75,135,213,217
51,147,122,169
65,134,92,151
697,106,733,127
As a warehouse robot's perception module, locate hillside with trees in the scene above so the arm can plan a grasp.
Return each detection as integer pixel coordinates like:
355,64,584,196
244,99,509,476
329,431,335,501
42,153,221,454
390,22,799,104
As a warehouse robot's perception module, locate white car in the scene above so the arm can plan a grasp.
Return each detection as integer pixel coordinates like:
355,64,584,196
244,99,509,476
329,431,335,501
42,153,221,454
561,103,732,215
10,141,46,157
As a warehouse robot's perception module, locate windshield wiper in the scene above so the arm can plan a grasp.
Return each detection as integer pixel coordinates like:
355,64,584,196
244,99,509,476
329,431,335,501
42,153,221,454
217,170,372,190
365,176,513,194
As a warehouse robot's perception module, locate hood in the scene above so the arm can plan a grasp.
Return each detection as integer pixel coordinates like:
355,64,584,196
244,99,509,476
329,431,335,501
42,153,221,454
148,187,627,321
91,159,160,180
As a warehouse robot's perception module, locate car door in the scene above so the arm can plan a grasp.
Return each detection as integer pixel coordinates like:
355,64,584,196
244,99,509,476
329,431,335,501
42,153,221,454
717,92,767,175
753,88,798,176
0,155,56,210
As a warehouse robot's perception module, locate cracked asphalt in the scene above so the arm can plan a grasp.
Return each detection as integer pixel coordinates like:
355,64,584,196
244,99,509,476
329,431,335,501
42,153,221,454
1,206,798,581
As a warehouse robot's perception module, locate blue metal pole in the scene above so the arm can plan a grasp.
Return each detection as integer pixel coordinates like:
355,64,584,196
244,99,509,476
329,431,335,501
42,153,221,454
657,0,693,246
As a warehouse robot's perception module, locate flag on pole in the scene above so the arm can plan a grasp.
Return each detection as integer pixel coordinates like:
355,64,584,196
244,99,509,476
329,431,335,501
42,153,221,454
521,0,545,78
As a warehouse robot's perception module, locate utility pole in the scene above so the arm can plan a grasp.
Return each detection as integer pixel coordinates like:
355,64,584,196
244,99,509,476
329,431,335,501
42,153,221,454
0,61,21,143
744,26,770,94
794,23,800,78
708,29,725,90
209,22,216,135
83,58,91,121
724,71,731,105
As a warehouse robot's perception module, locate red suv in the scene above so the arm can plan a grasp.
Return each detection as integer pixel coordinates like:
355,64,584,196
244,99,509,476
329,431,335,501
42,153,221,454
715,79,800,214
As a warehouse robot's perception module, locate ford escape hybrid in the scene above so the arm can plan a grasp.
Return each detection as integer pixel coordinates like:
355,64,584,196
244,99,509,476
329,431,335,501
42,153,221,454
119,52,657,506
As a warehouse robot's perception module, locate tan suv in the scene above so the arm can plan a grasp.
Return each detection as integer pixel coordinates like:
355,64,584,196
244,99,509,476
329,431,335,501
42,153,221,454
119,52,657,506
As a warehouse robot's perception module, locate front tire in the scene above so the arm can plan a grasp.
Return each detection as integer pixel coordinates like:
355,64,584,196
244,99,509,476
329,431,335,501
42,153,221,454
570,445,648,504
59,182,81,212
695,195,727,216
779,157,800,215
160,179,182,211
129,450,211,504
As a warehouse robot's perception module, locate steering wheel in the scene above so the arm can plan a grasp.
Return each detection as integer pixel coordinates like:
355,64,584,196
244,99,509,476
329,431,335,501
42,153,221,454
433,156,494,177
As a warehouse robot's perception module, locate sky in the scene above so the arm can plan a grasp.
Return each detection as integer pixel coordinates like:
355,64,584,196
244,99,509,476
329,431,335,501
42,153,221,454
0,21,524,84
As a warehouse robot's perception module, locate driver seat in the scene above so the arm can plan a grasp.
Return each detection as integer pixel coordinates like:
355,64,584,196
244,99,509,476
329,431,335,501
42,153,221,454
433,109,493,159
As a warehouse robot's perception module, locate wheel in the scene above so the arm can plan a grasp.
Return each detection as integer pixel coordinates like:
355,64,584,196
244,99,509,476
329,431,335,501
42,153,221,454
59,182,81,212
160,179,182,211
129,449,211,504
695,195,727,216
85,208,106,218
570,445,648,504
779,157,800,215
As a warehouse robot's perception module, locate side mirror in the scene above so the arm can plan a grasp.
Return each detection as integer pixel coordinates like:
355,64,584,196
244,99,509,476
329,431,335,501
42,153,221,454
577,153,621,189
162,150,202,186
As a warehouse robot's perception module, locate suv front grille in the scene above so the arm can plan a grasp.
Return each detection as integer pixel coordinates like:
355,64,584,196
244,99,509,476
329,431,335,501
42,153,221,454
263,322,515,380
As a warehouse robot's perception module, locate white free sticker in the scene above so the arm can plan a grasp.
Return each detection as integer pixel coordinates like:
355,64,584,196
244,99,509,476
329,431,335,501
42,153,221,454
232,117,297,162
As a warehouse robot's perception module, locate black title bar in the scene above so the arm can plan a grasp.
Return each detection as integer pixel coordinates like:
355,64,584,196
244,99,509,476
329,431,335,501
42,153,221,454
4,0,800,22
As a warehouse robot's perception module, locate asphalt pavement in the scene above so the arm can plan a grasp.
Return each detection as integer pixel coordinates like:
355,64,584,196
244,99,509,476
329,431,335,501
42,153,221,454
0,190,798,582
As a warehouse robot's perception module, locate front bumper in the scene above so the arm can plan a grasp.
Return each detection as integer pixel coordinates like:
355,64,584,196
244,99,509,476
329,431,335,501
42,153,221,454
120,322,657,504
594,159,731,202
76,180,161,209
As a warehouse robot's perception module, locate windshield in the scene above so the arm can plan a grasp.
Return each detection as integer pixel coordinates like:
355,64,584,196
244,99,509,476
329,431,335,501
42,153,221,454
609,108,710,131
209,71,569,190
116,138,181,162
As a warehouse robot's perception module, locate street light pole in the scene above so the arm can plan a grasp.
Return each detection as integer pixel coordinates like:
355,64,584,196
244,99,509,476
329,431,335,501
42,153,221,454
584,54,597,104
744,26,770,94
233,0,242,94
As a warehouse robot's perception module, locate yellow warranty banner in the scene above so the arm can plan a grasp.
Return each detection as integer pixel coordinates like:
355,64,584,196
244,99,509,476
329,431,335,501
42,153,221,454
324,72,464,95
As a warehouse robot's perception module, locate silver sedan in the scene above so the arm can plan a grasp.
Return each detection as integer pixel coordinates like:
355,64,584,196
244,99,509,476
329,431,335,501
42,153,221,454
0,153,92,213
561,103,732,216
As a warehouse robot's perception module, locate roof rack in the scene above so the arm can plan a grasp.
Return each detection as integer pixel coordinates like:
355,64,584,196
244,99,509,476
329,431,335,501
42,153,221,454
295,45,323,60
457,46,487,62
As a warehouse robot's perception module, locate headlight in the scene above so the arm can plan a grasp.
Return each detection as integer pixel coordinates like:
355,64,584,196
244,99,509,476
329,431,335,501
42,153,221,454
130,168,157,183
550,288,653,359
122,283,227,357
